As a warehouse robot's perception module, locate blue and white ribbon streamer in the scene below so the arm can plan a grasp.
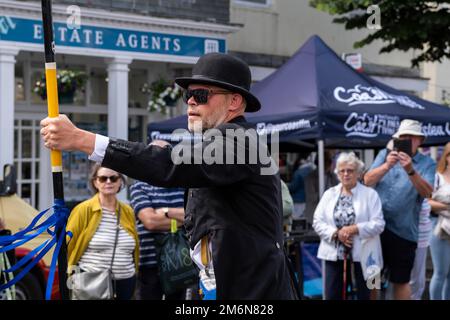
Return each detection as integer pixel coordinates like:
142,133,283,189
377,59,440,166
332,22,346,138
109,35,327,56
0,199,71,300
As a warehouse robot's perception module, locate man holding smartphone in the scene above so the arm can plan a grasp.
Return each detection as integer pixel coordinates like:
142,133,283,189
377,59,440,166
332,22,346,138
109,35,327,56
364,119,435,300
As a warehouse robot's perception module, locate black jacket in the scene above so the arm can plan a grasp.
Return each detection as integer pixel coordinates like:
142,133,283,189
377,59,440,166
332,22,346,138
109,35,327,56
102,117,297,299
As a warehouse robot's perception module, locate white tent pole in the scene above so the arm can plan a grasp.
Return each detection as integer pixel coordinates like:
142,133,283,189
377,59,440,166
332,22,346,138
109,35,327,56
318,140,325,197
317,139,326,300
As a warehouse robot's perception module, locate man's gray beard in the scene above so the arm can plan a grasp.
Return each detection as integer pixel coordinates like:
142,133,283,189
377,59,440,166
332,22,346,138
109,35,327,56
189,119,208,133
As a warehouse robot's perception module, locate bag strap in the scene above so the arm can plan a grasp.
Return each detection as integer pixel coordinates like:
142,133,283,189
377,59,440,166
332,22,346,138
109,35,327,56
109,205,121,270
436,172,441,190
170,219,177,234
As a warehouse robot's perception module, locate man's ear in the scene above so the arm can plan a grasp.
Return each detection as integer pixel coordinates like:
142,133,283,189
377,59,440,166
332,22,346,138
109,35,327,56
228,93,245,112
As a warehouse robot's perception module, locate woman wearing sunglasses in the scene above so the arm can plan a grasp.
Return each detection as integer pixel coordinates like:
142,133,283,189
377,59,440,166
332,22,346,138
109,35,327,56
66,164,139,300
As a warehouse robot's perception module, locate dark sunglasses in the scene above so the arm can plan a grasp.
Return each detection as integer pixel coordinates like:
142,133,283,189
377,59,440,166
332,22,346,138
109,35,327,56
96,175,120,183
182,88,230,104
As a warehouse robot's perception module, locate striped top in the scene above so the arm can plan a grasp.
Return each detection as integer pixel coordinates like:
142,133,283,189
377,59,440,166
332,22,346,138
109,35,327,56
417,199,432,248
129,182,185,268
78,208,136,280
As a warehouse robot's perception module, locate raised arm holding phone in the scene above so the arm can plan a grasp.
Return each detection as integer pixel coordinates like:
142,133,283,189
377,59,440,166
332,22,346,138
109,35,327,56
364,119,436,300
365,121,433,199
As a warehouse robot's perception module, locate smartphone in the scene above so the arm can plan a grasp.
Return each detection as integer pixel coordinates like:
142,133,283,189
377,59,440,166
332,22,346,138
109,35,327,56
393,139,412,157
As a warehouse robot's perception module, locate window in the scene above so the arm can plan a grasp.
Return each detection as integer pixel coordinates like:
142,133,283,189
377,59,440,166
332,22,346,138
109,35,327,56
30,70,46,104
14,119,41,208
205,40,219,54
90,68,108,105
234,0,271,7
128,68,148,109
128,115,144,143
15,64,25,101
62,114,107,208
30,63,87,106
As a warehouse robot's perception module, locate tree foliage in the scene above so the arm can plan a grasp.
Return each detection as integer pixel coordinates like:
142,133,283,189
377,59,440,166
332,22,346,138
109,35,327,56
309,0,450,67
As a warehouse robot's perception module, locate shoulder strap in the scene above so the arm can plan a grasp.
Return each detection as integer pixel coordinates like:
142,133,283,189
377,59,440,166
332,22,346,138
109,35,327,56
435,173,441,190
109,206,121,270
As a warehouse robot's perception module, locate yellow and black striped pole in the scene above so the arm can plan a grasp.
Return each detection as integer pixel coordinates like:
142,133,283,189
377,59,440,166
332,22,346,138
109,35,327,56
41,0,69,300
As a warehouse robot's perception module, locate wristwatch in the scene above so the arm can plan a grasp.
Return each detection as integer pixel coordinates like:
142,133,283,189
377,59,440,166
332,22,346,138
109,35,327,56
162,207,170,219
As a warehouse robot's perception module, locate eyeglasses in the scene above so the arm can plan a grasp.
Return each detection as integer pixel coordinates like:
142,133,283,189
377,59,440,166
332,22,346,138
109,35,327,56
96,175,120,183
338,169,355,175
182,88,231,104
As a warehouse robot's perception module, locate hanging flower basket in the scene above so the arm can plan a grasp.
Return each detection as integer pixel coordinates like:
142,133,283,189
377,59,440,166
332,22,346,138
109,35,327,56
33,70,87,104
141,77,182,115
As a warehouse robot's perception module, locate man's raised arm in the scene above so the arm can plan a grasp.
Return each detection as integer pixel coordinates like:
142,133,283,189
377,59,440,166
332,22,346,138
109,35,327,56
364,150,399,187
40,114,97,155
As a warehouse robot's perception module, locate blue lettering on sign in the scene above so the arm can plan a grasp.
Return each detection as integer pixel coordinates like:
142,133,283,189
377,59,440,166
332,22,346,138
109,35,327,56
0,16,225,57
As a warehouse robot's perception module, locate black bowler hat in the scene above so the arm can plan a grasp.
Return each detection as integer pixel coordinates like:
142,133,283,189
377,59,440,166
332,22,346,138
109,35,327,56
175,52,261,112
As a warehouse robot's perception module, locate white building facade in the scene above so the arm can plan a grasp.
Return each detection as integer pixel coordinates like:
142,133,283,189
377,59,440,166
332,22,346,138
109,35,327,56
0,0,238,210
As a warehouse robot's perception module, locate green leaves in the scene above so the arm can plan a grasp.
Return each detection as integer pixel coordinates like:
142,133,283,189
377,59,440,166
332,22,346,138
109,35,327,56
140,77,181,114
309,0,450,67
33,69,87,100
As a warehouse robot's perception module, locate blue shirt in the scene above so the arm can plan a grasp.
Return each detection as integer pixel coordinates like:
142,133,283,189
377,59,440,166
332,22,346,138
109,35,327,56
129,182,185,268
370,149,435,242
289,164,314,203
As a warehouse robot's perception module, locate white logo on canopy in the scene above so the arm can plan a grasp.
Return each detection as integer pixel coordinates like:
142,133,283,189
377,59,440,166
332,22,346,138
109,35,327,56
344,113,450,138
256,119,311,135
334,84,425,110
344,113,400,138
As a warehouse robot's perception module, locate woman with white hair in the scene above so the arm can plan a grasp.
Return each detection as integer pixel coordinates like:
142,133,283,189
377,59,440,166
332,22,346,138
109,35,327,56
313,152,385,300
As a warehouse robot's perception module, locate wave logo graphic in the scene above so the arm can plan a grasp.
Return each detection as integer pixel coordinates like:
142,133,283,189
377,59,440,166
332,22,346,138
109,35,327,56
344,112,399,138
334,84,424,110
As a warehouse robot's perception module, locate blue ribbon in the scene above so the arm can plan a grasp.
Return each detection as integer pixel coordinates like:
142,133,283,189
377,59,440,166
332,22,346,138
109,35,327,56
0,207,53,246
0,199,71,300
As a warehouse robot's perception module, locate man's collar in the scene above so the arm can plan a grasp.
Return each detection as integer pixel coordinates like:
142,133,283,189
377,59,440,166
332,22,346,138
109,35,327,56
228,115,246,124
412,151,422,163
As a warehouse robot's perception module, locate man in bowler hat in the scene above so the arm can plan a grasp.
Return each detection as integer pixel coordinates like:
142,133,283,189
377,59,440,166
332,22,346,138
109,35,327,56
41,53,298,299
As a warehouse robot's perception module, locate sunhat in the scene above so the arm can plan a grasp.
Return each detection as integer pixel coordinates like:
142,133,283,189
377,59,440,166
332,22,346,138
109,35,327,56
393,119,425,139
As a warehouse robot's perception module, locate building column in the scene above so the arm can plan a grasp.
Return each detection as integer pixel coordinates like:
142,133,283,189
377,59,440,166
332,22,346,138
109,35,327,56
106,57,132,139
106,57,132,201
0,47,19,179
